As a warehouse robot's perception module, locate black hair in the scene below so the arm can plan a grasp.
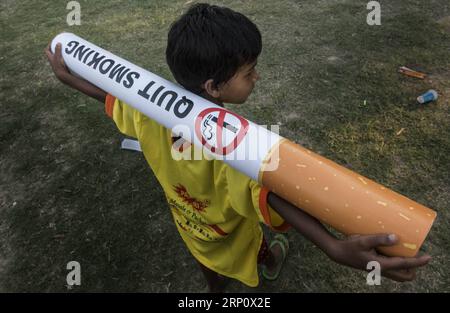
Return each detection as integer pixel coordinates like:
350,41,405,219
166,3,262,94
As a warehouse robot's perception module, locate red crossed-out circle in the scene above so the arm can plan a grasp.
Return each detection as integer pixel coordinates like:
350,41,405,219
195,107,249,155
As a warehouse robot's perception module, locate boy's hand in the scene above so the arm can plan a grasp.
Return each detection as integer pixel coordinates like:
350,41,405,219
330,234,432,282
45,42,73,84
267,192,431,283
44,41,107,103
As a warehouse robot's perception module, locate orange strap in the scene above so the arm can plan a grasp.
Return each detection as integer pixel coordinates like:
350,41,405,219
105,94,116,118
259,187,291,232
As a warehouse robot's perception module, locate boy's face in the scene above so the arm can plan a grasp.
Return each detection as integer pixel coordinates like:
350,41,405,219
217,60,260,104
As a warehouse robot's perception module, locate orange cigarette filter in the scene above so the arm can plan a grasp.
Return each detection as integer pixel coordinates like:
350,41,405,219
259,139,437,257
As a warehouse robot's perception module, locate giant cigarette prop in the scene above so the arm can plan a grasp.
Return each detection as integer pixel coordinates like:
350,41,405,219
51,33,436,257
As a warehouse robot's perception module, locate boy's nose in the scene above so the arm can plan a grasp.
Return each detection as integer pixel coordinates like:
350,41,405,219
253,71,260,82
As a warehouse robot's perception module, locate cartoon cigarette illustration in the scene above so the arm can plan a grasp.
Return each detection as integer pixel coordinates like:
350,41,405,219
51,33,436,258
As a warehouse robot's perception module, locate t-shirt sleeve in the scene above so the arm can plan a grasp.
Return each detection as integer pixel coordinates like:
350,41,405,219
226,167,290,232
104,93,141,139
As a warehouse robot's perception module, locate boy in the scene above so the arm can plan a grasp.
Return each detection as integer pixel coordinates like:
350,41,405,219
46,3,431,292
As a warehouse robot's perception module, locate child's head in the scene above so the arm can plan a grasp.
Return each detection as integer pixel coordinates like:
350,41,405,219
166,3,261,105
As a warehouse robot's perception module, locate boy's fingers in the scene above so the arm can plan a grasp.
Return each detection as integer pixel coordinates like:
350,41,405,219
360,234,397,249
378,255,431,271
54,43,66,67
45,49,51,59
45,43,53,58
390,269,416,282
54,43,62,59
384,269,416,282
360,233,432,270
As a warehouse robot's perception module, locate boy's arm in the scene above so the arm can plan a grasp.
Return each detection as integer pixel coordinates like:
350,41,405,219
267,191,432,282
45,42,106,103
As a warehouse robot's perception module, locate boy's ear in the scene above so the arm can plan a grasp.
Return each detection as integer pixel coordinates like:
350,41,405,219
202,79,222,99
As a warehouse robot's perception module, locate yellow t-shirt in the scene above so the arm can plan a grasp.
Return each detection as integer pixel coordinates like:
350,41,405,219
105,94,290,287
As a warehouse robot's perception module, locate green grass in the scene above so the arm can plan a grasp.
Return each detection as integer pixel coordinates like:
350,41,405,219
0,0,449,292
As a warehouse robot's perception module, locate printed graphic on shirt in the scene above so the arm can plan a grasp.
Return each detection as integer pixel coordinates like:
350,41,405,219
173,184,210,213
169,184,229,241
